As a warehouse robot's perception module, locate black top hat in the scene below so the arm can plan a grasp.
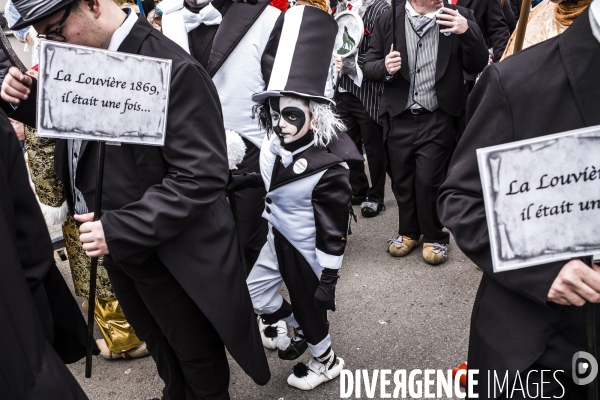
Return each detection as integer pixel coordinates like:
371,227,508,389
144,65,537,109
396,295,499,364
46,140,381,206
252,5,337,105
11,0,76,31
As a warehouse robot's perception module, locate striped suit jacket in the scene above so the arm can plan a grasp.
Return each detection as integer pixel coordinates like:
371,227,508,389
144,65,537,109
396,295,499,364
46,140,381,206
338,0,391,123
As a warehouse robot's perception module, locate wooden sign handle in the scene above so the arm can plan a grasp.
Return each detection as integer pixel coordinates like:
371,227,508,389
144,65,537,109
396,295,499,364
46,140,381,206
513,0,533,53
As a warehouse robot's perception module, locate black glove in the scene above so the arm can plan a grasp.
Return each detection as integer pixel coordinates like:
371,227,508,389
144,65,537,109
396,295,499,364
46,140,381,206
314,268,339,311
227,172,263,192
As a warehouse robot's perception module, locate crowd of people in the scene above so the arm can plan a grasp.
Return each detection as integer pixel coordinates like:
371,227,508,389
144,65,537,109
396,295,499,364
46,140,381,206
0,0,598,398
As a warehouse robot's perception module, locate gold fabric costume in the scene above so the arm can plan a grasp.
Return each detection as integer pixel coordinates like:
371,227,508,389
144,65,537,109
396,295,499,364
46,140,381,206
95,297,143,354
502,0,592,59
24,126,64,207
24,126,141,353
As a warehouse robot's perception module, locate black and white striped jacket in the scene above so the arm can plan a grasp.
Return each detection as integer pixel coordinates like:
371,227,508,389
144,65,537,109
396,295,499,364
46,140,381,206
337,0,390,124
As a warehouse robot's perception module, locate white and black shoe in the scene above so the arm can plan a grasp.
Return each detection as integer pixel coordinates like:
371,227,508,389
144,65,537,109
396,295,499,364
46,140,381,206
258,317,288,350
287,348,345,390
278,329,308,360
361,201,385,218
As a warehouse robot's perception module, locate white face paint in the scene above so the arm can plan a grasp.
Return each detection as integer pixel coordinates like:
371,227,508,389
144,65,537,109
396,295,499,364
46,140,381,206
270,96,312,144
185,0,213,9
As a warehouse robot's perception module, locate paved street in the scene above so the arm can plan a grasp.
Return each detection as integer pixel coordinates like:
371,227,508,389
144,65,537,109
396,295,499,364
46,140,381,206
60,178,482,400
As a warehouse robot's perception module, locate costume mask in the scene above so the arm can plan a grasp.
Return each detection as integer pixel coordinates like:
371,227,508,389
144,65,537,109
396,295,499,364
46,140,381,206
270,96,312,144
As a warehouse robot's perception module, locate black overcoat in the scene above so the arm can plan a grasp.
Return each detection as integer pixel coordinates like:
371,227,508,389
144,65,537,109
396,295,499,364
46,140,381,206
363,0,489,120
0,110,89,399
5,16,270,385
438,8,600,398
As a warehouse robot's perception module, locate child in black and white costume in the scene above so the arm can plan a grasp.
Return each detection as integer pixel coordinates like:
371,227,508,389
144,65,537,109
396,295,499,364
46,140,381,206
246,5,362,390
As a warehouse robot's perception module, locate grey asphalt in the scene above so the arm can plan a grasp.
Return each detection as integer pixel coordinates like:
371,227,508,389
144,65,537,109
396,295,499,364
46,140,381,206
60,178,482,400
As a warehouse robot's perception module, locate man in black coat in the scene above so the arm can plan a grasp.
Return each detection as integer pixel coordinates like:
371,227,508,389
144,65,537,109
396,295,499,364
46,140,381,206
0,109,89,399
457,0,510,62
438,4,600,398
455,0,510,146
364,0,487,265
335,0,391,218
2,0,270,398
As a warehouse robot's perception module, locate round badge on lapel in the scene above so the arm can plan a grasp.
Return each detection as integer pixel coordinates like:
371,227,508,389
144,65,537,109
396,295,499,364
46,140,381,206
293,158,308,174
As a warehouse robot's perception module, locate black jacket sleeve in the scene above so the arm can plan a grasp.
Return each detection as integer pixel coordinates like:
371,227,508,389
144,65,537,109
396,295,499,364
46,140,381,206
438,65,564,306
363,11,391,83
483,0,510,62
502,0,517,33
312,164,352,269
510,0,523,21
458,10,490,75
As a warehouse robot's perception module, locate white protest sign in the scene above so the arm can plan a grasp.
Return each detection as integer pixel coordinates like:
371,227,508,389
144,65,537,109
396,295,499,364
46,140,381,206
36,41,172,146
477,125,600,272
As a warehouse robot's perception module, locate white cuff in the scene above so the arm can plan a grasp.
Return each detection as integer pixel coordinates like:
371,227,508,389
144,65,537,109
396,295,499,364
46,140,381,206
316,248,343,270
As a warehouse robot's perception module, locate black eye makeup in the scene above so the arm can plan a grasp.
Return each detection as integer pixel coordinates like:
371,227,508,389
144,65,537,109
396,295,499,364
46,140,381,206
281,107,307,135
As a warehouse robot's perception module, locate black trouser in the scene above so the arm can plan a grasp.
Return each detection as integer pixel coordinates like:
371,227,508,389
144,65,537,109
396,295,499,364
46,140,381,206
233,138,268,273
263,228,329,351
336,91,387,203
384,108,455,244
104,253,230,400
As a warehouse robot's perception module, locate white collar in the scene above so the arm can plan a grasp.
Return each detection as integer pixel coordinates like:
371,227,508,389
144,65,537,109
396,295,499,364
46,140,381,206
108,9,138,52
292,139,316,156
405,1,441,19
591,0,600,43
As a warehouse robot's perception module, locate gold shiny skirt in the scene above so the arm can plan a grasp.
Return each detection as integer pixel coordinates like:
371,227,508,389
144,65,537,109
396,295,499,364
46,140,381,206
95,297,143,353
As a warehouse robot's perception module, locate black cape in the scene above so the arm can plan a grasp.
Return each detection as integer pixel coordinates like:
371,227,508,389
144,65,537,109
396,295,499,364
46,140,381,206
0,109,89,399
